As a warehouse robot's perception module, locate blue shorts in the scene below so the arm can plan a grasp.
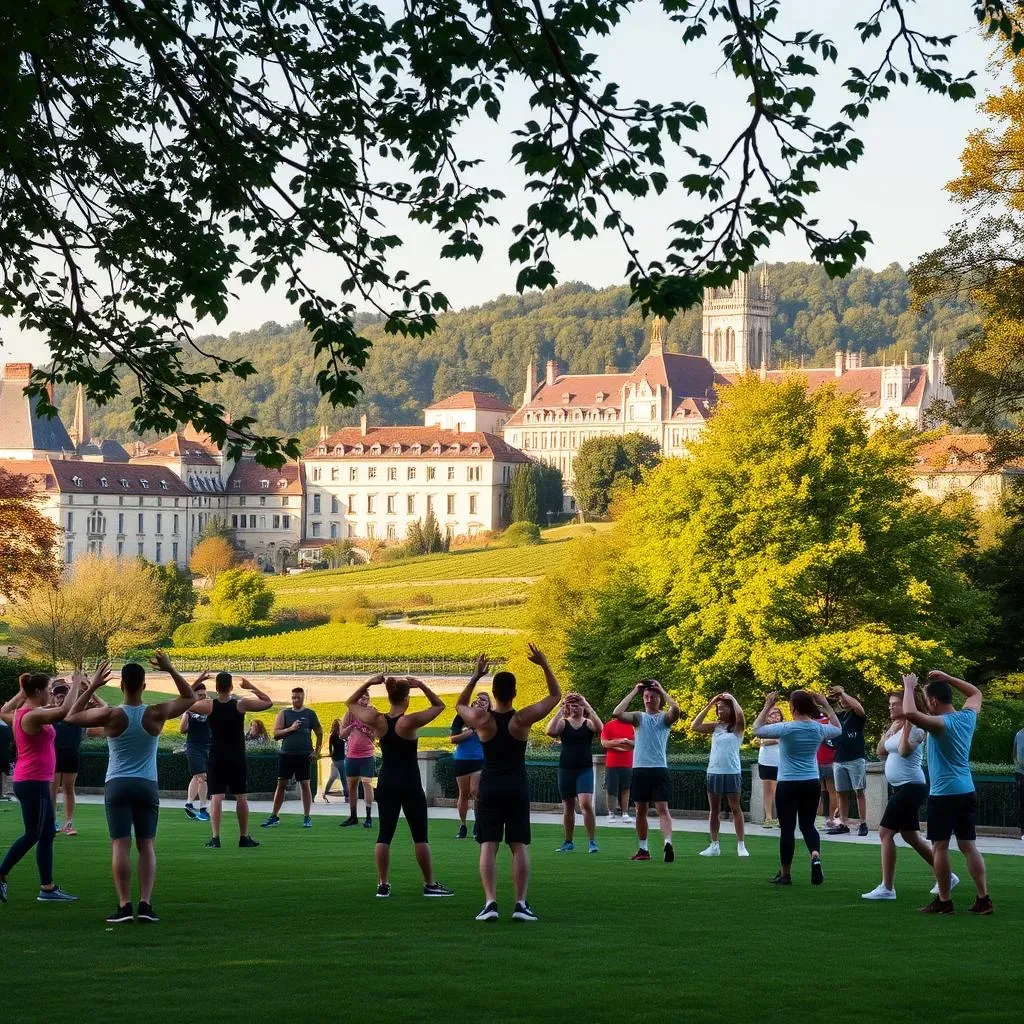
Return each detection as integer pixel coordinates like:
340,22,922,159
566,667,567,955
558,767,594,800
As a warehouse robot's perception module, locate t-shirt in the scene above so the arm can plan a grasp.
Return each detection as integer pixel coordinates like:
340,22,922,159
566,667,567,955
815,714,838,765
343,711,377,760
558,720,594,771
757,736,780,768
632,713,671,769
834,709,866,763
1014,728,1024,776
281,707,321,755
53,720,84,751
883,726,927,786
755,720,842,783
184,710,211,749
926,709,977,796
450,714,484,762
707,724,741,775
600,719,635,769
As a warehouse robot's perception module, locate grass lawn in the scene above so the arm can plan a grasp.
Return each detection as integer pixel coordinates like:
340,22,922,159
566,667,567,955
1,803,1020,1023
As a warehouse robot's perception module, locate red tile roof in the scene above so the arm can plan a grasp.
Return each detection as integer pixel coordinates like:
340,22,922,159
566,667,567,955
305,427,529,462
136,429,221,463
1,457,191,496
912,433,1024,473
0,458,57,490
425,391,514,412
227,461,304,495
745,366,928,409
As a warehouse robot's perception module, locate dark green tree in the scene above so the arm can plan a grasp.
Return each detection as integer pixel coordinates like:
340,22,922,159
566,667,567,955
144,561,198,638
510,464,540,526
572,437,625,518
407,510,449,555
619,433,663,486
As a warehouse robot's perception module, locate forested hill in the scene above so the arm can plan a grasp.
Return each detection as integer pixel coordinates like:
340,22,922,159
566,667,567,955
60,262,977,445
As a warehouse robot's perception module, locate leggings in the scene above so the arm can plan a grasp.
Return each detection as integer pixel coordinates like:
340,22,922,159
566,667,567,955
775,780,820,868
0,780,55,885
375,782,429,846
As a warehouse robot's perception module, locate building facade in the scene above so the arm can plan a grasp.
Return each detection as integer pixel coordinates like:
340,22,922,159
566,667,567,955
910,433,1023,508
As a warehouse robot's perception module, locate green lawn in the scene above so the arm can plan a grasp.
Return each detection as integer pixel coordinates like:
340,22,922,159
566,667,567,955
1,803,1020,1023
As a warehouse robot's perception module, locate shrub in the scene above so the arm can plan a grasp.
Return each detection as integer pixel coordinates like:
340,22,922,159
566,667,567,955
210,567,275,628
407,592,435,608
171,621,239,648
0,655,53,703
329,605,379,627
503,521,542,547
971,696,1024,763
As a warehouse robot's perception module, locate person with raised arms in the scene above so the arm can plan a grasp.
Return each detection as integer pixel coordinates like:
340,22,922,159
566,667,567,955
450,692,491,840
65,653,196,923
456,648,561,923
181,674,213,822
340,693,376,829
612,680,681,863
50,679,107,836
902,670,992,915
188,672,274,849
345,674,453,899
691,693,749,858
752,690,840,887
547,691,602,854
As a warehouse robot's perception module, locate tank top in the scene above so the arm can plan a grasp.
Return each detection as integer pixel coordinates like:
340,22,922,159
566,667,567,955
451,714,484,761
13,706,56,782
558,720,594,771
106,705,159,782
482,710,527,778
209,698,246,759
184,710,211,748
707,724,742,775
378,715,419,789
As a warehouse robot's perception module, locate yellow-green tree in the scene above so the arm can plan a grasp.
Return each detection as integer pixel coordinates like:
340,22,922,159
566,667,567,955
189,536,236,584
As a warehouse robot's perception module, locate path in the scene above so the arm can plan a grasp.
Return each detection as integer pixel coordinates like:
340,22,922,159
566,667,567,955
379,616,521,636
198,673,473,701
275,576,539,594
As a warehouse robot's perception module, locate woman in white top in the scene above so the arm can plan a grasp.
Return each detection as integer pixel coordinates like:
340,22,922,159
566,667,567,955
755,707,783,828
691,693,748,858
862,689,938,901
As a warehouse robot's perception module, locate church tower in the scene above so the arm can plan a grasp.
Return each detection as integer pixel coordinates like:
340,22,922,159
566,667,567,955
70,383,89,448
701,265,773,374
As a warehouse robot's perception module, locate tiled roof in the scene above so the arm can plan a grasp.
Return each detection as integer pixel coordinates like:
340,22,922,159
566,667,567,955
78,439,130,462
136,429,221,462
0,375,75,452
0,458,191,495
0,458,57,489
912,433,1024,473
425,391,514,412
227,461,304,495
505,372,629,426
748,366,928,409
306,427,529,462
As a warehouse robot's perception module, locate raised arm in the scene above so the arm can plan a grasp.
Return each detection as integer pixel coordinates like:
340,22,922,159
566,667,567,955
722,693,745,733
36,665,109,729
513,644,562,729
831,686,865,719
751,693,779,733
655,682,681,726
897,719,923,759
876,722,894,759
345,675,387,730
613,683,644,724
147,651,199,724
580,694,603,734
65,664,116,728
690,695,718,735
0,687,27,725
455,654,491,730
237,678,273,712
545,702,566,738
901,674,946,733
812,691,840,730
931,670,983,714
400,678,446,731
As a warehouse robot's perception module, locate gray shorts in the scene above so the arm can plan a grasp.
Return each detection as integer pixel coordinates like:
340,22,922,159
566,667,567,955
105,777,160,840
707,772,742,795
833,759,867,792
605,766,633,795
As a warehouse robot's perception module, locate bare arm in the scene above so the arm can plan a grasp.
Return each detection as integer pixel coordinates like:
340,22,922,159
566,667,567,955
581,696,603,734
690,695,717,735
311,718,324,759
345,675,387,731
876,723,895,759
931,670,983,714
33,667,107,730
831,687,865,719
613,684,644,724
65,664,113,725
513,645,562,730
271,710,291,739
812,692,840,729
546,704,566,738
723,693,745,733
237,678,273,712
897,720,922,759
751,693,779,733
0,689,27,725
400,678,446,731
455,654,491,730
190,698,214,716
655,682,681,726
901,674,946,733
147,652,199,725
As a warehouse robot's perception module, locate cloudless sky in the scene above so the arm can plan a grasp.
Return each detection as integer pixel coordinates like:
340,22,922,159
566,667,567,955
0,0,1001,364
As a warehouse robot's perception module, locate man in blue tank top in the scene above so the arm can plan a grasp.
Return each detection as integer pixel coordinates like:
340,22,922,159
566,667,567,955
67,652,198,924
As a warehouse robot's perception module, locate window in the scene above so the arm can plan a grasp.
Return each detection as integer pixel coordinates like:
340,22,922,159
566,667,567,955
367,494,376,514
349,467,358,481
140,478,150,489
331,496,340,514
427,466,436,481
469,494,478,515
273,515,281,529
172,542,179,562
886,382,898,400
282,496,289,507
330,467,339,481
312,522,321,538
232,515,239,528
347,524,355,538
99,476,108,488
330,522,338,539
249,515,256,529
387,466,397,481
407,494,415,514
66,512,73,532
447,494,456,515
386,523,397,540
155,542,162,562
387,494,396,514
426,495,434,514
368,466,377,480
258,516,266,529
312,467,323,482
240,495,247,507
173,514,179,534
366,523,376,539
137,542,144,557
283,515,291,529
120,478,130,489
313,494,321,514
65,541,73,562
72,474,83,487
467,466,482,482
137,513,144,533
117,512,124,534
407,467,416,481
156,513,163,534
260,480,269,490
447,466,456,480
259,495,267,506
347,494,356,514
117,541,124,557
87,511,105,534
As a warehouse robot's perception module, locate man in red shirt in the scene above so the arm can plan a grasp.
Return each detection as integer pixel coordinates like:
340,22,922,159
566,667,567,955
600,718,635,823
816,712,840,826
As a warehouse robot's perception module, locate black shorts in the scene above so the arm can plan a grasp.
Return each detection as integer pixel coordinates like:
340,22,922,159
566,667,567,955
278,752,312,782
55,748,80,775
605,766,633,795
880,782,927,832
477,774,531,846
186,744,210,777
757,763,778,781
453,758,484,778
632,767,670,805
208,756,248,796
105,777,160,840
927,792,977,843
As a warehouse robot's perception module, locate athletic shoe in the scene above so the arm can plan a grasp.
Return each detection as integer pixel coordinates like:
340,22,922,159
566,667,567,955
968,895,994,915
737,843,750,858
930,873,960,895
205,837,221,848
555,841,574,853
630,849,651,861
184,803,198,820
475,901,499,922
857,822,869,837
63,824,78,837
606,813,616,823
376,882,391,899
137,901,159,923
588,839,599,854
302,816,313,828
512,901,539,922
862,883,896,900
196,809,210,822
37,886,77,902
260,815,280,828
664,842,675,863
761,818,774,829
424,882,455,897
340,816,359,827
621,813,633,824
363,817,373,829
811,858,824,886
0,878,7,904
919,896,954,914
698,842,720,857
825,824,850,835
239,836,259,848
456,824,468,840
769,872,792,885
54,821,62,834
105,903,134,924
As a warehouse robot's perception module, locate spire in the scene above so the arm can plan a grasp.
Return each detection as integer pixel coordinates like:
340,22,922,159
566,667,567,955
71,384,89,448
649,316,665,356
524,355,536,405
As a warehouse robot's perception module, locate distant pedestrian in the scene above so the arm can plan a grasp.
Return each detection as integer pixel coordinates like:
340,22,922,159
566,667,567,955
755,706,783,828
341,694,376,829
181,673,213,822
50,680,107,836
825,686,868,837
691,693,748,857
324,719,347,800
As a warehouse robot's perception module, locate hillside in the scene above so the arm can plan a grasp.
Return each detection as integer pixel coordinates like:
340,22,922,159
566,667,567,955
59,262,978,443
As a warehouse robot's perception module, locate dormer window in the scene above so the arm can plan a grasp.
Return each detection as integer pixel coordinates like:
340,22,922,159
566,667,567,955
390,443,402,454
596,392,607,403
99,476,108,488
449,443,461,453
234,480,241,489
72,475,83,487
260,479,270,489
120,479,130,489
430,442,442,454
317,445,328,455
470,443,481,454
332,444,343,455
278,479,287,487
140,479,150,489
353,443,364,454
159,480,168,489
370,443,382,455
561,393,571,403
410,443,422,455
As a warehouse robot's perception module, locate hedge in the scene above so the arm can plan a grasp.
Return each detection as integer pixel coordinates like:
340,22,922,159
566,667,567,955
170,621,242,647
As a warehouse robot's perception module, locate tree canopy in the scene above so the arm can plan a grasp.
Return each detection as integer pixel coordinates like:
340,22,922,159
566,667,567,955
573,432,661,517
0,466,60,601
4,1,1015,464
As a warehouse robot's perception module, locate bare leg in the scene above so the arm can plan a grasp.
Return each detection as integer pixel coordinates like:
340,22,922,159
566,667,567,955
456,775,471,826
112,838,132,905
635,801,650,842
727,793,745,842
763,779,777,820
300,780,312,816
346,776,359,817
362,780,374,817
137,838,156,903
196,774,208,808
413,842,434,885
375,842,390,885
707,791,721,842
656,802,673,844
510,842,530,903
579,794,596,841
932,839,953,900
237,795,250,837
187,775,199,804
562,799,575,843
901,829,934,867
957,839,989,897
839,789,851,827
619,789,630,815
470,773,480,826
856,791,867,827
879,826,897,889
825,779,839,822
210,794,223,838
63,776,77,825
51,776,60,816
480,841,498,902
271,780,287,817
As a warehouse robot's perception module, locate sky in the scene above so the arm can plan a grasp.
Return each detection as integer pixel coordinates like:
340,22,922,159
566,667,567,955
0,0,1002,364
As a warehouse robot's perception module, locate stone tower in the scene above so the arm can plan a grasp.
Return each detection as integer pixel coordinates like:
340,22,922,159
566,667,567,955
701,265,773,374
70,383,89,448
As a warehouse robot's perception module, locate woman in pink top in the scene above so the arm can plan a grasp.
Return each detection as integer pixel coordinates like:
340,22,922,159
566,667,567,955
341,694,377,828
0,665,107,905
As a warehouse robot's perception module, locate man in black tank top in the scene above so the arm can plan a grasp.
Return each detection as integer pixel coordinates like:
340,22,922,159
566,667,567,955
456,647,561,923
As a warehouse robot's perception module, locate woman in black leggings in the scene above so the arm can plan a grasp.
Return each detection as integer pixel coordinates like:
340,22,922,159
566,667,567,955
345,674,454,899
752,690,841,886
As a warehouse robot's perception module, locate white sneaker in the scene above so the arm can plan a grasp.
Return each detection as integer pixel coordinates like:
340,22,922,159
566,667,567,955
621,813,633,824
930,872,960,896
862,883,896,900
606,814,616,823
737,843,750,858
699,843,721,857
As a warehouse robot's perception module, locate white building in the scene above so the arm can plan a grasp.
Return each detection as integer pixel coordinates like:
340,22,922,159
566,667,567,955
423,391,514,434
911,433,1023,508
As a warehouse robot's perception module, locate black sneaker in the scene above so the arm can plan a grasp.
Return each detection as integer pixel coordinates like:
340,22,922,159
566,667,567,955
205,837,221,849
857,822,869,837
137,901,159,923
825,824,850,835
456,824,468,840
512,901,539,922
769,872,792,885
475,901,499,922
376,882,391,899
184,803,198,821
106,903,134,924
663,842,675,863
340,817,359,828
919,896,955,915
424,881,455,897
811,858,824,886
968,895,994,915
238,835,259,848
363,817,373,829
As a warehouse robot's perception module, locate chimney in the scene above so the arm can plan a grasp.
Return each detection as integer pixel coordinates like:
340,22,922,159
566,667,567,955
318,423,328,443
359,414,367,438
524,355,536,405
903,350,910,368
834,351,845,377
604,363,617,374
545,360,557,386
649,316,665,356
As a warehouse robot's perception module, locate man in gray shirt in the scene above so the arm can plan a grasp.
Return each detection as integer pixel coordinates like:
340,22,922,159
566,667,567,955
1014,726,1024,841
262,688,322,829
